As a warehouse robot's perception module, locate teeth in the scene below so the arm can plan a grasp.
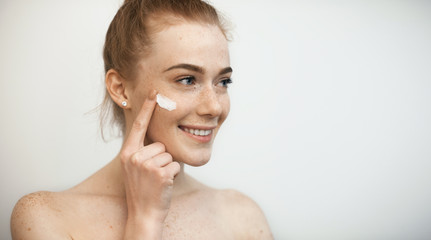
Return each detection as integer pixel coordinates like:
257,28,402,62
183,127,212,136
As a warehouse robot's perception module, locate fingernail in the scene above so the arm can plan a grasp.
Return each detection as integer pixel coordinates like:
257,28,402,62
149,90,157,100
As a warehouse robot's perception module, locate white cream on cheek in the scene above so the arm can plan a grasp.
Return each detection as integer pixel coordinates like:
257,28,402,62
156,93,177,111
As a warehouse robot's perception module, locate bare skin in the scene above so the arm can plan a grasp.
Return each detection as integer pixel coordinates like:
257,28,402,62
11,159,270,239
10,20,273,240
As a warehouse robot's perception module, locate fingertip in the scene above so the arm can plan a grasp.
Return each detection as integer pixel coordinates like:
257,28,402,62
149,90,157,100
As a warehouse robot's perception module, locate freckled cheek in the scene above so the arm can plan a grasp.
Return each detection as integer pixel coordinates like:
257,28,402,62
147,100,188,132
146,108,176,143
149,108,177,130
174,96,195,114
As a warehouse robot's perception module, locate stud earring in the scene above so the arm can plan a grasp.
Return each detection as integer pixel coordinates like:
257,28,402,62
121,101,127,107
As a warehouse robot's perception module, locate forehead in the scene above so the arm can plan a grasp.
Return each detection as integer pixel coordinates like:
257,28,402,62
144,21,230,71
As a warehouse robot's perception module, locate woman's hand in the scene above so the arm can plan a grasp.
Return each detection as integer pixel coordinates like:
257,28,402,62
121,90,181,239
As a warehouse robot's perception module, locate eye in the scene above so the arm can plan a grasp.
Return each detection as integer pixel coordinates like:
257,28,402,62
218,78,233,88
177,76,195,85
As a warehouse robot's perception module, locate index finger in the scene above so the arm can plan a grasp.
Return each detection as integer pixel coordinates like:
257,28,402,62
123,90,158,150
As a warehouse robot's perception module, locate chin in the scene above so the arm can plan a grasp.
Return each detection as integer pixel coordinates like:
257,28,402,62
172,149,212,167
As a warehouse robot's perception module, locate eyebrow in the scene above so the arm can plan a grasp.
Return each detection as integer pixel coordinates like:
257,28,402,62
163,63,233,76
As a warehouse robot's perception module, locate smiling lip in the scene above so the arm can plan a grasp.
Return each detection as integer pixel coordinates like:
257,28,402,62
178,125,216,143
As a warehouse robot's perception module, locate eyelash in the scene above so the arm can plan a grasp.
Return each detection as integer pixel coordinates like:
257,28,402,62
177,76,196,85
219,78,233,88
177,76,233,88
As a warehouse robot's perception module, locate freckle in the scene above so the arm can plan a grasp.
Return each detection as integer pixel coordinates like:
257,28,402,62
27,227,31,231
109,225,113,229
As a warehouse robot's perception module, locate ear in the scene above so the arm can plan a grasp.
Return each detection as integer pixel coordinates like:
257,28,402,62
105,69,130,108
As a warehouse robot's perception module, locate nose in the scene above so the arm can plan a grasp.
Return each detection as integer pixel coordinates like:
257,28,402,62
196,85,223,118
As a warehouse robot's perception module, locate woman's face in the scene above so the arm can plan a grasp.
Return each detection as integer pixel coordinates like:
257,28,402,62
128,21,231,166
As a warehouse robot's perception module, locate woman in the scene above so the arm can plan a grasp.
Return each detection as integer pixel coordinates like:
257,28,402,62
11,0,273,239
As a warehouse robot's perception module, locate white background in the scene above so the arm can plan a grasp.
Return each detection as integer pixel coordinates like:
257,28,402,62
1,0,431,239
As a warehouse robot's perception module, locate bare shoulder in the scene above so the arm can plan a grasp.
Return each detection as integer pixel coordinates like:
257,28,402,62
216,189,273,240
11,191,69,240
